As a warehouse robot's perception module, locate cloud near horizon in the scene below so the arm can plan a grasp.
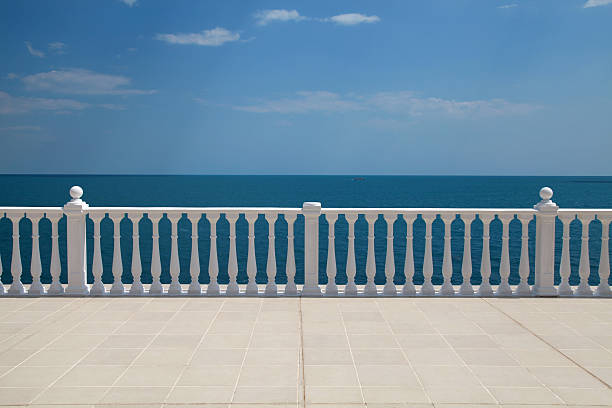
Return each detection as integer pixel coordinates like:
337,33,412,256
583,0,612,7
155,27,240,46
324,13,381,25
25,41,45,58
22,69,155,95
231,90,539,118
254,9,307,26
0,91,89,114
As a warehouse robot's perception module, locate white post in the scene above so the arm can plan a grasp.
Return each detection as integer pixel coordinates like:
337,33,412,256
345,213,358,296
284,213,298,295
28,213,44,295
167,213,182,295
63,186,89,295
515,214,533,296
364,213,378,295
110,213,125,295
440,214,455,296
459,214,474,296
149,213,163,295
7,213,24,295
128,212,144,295
402,214,416,296
324,213,338,296
245,213,258,295
496,214,513,296
420,214,435,296
90,214,105,296
264,212,278,296
302,202,321,296
206,213,220,295
47,214,64,295
383,213,397,296
533,187,559,296
187,212,201,295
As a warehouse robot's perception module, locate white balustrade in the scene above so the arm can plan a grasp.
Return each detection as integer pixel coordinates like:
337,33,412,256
1,186,611,298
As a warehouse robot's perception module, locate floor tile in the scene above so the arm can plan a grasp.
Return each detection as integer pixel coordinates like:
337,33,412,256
117,365,183,386
305,386,363,404
0,366,66,387
33,386,110,404
55,364,127,386
487,386,563,405
357,365,421,387
232,386,298,403
238,364,298,387
304,365,359,386
99,386,171,404
166,386,234,403
177,365,241,386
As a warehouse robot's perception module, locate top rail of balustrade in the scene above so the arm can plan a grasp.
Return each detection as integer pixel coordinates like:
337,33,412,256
86,206,302,215
558,209,612,217
321,207,536,215
0,207,63,215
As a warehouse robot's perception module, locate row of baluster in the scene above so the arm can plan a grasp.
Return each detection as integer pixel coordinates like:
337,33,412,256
1,209,611,296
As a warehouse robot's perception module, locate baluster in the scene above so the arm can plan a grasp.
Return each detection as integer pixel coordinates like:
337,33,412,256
90,214,105,295
364,214,378,296
459,214,474,295
478,214,494,296
515,214,533,296
284,213,297,295
264,213,278,296
8,214,24,295
245,213,258,295
167,214,182,295
596,216,611,297
496,214,513,296
149,213,163,295
28,213,44,295
420,214,435,296
226,213,240,295
440,214,454,296
47,214,63,294
187,212,201,295
557,215,573,296
576,214,594,296
383,213,397,296
402,214,417,296
110,214,125,295
324,213,338,296
128,213,144,295
345,213,358,295
206,213,220,295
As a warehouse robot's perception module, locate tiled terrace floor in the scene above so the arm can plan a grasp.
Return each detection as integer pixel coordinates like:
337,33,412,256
0,296,611,407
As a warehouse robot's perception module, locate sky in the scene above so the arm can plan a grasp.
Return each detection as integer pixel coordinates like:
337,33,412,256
0,0,611,175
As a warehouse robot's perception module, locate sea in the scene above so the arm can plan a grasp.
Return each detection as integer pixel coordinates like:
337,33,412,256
1,175,611,288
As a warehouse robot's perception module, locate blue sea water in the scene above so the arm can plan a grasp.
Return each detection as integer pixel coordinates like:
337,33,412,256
1,175,611,288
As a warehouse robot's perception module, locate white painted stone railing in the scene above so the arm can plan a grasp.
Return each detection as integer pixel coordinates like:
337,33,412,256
0,186,610,297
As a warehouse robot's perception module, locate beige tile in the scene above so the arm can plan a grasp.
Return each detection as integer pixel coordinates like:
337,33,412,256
444,334,499,349
238,364,298,387
250,333,300,348
425,386,497,404
149,334,202,349
588,366,612,385
55,364,127,386
561,348,612,367
0,348,35,365
528,366,607,388
455,348,518,366
99,386,170,404
166,385,233,403
132,347,193,366
98,334,154,348
396,334,450,349
200,334,251,348
415,365,481,388
352,348,408,365
304,365,359,386
305,386,363,404
471,365,541,387
118,365,183,386
303,348,353,365
48,334,107,349
491,333,550,349
357,365,421,387
348,334,399,348
244,348,298,365
505,348,573,366
488,386,563,405
33,386,109,404
191,347,246,365
303,334,349,349
541,334,600,349
114,321,162,335
362,386,429,404
81,348,141,365
0,387,42,405
177,365,240,386
403,348,464,366
344,321,393,335
22,348,89,366
232,386,298,403
0,366,66,387
552,386,612,405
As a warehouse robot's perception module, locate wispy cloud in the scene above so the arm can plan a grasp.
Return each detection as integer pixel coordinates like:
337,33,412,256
254,9,307,26
324,13,381,26
155,27,240,46
119,0,138,7
0,91,89,114
22,69,155,95
6,73,19,80
48,42,67,54
498,4,518,9
231,90,539,118
583,0,612,7
0,125,42,131
25,41,45,58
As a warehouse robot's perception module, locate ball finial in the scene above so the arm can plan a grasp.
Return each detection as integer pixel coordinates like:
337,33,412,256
70,186,83,200
539,187,553,201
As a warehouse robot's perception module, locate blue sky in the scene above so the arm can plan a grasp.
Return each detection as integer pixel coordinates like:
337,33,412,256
0,0,611,175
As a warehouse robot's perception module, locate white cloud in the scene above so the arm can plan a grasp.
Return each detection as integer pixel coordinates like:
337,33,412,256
119,0,137,6
48,42,67,54
498,4,518,9
254,9,307,26
0,125,42,131
155,27,240,46
584,0,612,7
22,69,155,95
231,90,539,118
24,42,45,58
325,13,381,26
0,91,89,114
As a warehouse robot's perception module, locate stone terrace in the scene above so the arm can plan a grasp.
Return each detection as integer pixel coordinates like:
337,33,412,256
0,297,611,407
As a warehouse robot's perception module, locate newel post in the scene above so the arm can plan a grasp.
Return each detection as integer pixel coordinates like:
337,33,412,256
64,186,89,295
302,202,322,296
533,187,558,296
